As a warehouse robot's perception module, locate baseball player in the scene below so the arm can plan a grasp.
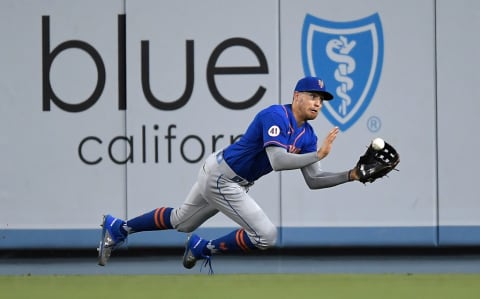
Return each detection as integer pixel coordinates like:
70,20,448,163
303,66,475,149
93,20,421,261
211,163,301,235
98,76,363,272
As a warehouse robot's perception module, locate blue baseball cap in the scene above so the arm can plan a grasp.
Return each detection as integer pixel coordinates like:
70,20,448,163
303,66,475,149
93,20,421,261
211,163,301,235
294,76,334,101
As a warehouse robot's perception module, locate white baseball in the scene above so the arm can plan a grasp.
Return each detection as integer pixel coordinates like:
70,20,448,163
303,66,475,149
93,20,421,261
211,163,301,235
371,137,385,150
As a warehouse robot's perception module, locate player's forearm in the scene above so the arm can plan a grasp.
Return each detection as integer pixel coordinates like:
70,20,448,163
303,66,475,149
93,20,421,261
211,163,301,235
301,163,351,189
266,146,319,171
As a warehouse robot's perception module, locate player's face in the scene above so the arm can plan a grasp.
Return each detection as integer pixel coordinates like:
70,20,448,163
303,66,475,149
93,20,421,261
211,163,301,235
295,92,323,121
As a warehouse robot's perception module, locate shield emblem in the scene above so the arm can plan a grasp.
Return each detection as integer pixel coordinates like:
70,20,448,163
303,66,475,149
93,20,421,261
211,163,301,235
301,13,384,131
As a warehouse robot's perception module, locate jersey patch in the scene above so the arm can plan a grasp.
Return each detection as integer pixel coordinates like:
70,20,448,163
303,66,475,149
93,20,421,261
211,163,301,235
267,125,281,137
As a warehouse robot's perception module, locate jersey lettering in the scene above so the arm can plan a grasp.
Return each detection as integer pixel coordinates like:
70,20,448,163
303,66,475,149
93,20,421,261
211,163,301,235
288,145,301,154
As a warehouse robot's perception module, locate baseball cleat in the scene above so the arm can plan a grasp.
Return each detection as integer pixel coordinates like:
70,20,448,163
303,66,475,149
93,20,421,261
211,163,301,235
97,214,127,266
182,234,212,271
182,234,202,269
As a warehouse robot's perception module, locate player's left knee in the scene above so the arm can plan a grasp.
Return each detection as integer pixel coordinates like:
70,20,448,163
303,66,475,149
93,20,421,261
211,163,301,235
251,224,277,250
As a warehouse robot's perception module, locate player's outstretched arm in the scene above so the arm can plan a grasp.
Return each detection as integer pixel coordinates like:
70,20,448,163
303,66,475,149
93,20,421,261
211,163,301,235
266,146,319,171
301,162,356,189
266,127,341,172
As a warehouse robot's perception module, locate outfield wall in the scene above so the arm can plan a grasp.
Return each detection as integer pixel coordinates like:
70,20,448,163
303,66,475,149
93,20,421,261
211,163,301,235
1,0,479,249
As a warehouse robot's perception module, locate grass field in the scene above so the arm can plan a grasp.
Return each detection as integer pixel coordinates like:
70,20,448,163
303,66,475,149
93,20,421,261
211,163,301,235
2,274,480,299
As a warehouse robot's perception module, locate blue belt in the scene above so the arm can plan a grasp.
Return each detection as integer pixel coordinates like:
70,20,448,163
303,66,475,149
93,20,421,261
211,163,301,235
215,151,253,187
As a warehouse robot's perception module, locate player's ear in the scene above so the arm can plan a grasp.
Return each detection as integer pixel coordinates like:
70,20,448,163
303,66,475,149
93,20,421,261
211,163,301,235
292,91,299,103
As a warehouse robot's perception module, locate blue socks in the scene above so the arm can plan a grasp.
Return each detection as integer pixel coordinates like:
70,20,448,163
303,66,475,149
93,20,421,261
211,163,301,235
203,229,256,255
123,209,256,257
126,207,173,232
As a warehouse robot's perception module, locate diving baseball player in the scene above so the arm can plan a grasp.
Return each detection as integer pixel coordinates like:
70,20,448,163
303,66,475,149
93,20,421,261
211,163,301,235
98,76,397,273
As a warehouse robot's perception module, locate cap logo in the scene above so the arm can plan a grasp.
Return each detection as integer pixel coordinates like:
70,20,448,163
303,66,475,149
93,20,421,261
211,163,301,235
317,79,324,89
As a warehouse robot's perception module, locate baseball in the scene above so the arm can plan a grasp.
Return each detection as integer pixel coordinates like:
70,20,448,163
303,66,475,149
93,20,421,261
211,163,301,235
371,137,385,150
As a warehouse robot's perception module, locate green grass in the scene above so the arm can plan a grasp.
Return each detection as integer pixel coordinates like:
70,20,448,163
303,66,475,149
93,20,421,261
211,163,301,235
1,274,480,299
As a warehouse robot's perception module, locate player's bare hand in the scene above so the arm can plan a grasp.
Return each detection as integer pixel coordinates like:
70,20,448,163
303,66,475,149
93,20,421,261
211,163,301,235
317,127,339,160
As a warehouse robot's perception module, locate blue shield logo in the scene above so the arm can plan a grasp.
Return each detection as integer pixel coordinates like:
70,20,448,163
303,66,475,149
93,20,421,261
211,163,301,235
301,13,384,131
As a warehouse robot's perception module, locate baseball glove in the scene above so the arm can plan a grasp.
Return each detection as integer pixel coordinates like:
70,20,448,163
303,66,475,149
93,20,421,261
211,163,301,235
355,139,400,183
